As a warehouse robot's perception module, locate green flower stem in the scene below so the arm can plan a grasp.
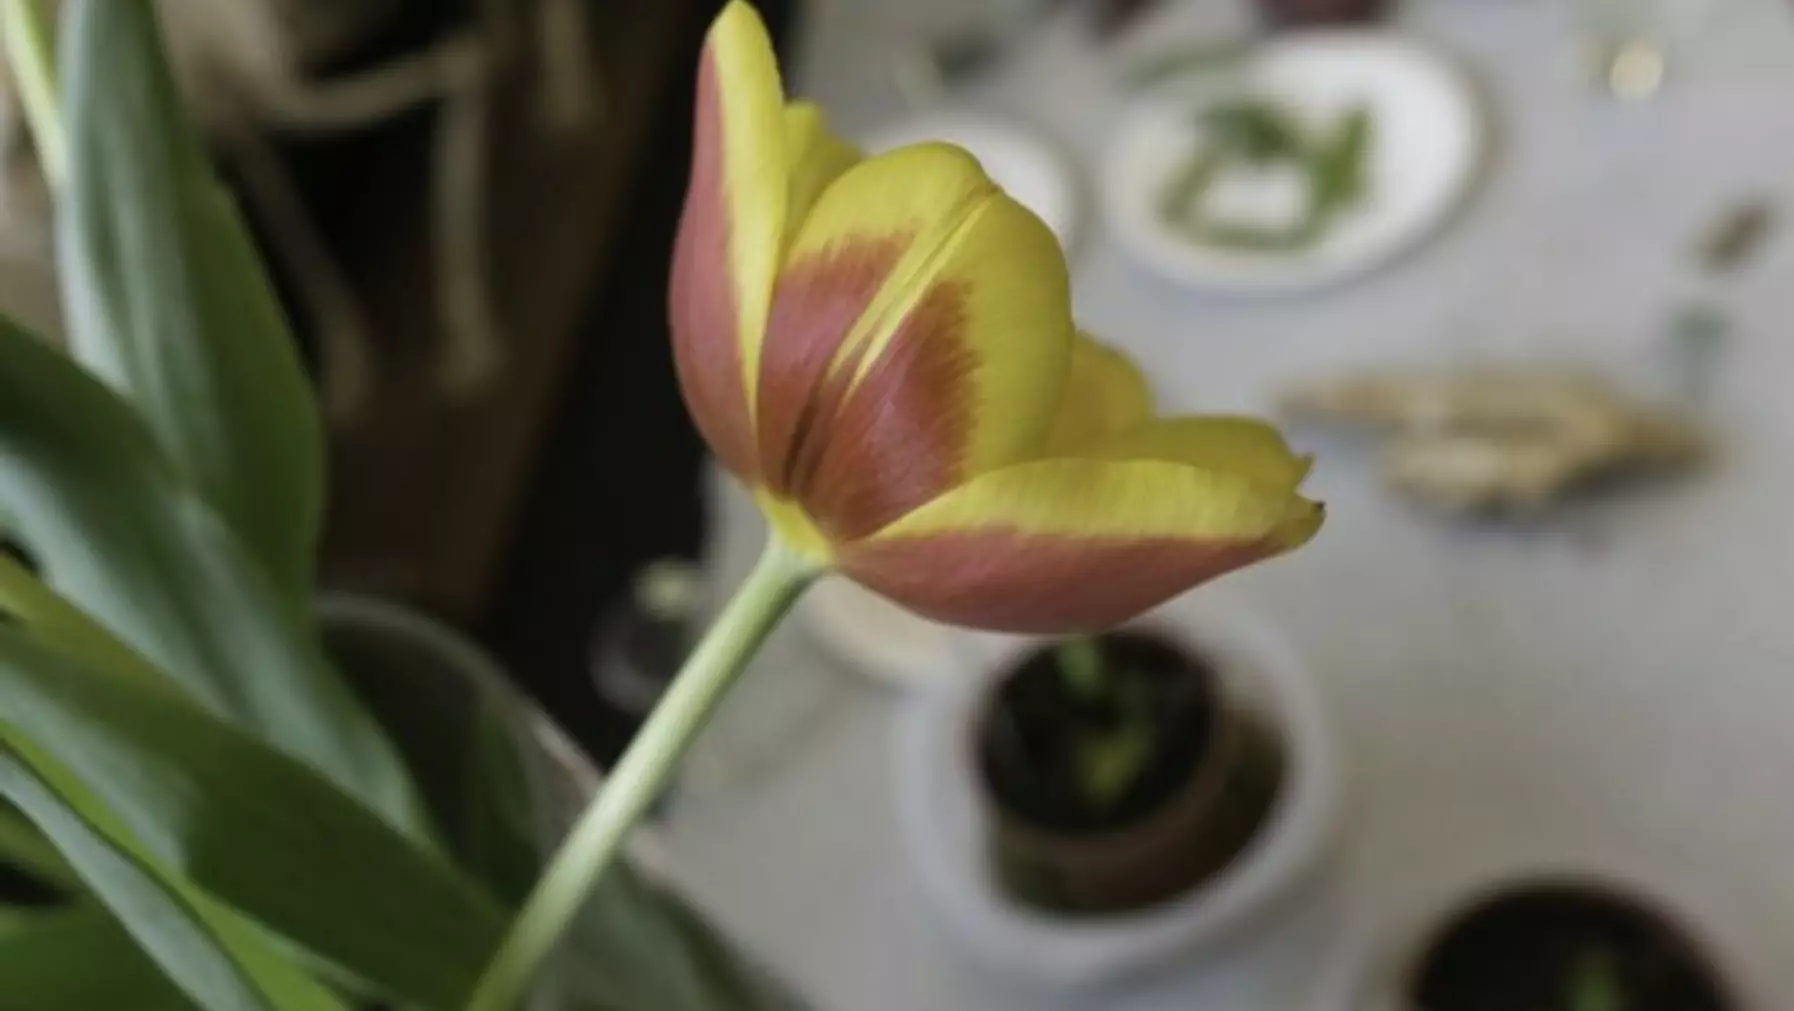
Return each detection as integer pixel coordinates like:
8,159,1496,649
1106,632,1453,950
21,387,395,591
2,0,63,188
465,540,817,1011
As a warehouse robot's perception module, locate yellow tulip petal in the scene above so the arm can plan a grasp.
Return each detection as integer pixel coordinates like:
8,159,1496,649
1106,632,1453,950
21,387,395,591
755,143,1074,541
669,0,788,479
841,456,1321,632
1042,333,1155,453
783,102,860,239
1084,416,1313,490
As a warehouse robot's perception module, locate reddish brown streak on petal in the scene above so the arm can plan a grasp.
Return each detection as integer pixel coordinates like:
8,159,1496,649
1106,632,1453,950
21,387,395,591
798,283,976,542
669,46,758,481
758,238,907,495
841,531,1286,633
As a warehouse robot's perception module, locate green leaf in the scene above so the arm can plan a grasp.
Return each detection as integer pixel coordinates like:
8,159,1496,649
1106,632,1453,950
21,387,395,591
0,627,507,1009
0,801,78,894
0,551,171,688
0,312,425,837
1054,636,1104,698
0,735,349,1011
0,906,195,1010
0,903,57,939
56,0,323,605
458,704,550,906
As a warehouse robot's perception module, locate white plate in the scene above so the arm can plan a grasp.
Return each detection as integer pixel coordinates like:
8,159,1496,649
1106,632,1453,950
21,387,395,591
865,111,1081,252
1105,32,1482,294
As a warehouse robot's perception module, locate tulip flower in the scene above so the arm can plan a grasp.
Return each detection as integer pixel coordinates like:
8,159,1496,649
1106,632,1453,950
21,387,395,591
670,2,1320,632
469,4,1319,1004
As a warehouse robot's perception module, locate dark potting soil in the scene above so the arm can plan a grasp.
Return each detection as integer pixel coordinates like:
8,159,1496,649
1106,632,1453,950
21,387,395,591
977,632,1221,835
1412,882,1733,1011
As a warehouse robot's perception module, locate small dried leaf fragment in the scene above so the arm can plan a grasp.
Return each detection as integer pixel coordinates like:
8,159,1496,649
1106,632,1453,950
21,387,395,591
1282,369,1706,512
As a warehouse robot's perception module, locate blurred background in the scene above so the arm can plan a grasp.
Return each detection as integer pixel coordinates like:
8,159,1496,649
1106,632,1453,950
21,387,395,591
8,0,1794,1008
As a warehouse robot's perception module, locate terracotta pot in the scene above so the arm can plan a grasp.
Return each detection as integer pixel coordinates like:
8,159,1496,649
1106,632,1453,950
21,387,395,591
985,699,1281,915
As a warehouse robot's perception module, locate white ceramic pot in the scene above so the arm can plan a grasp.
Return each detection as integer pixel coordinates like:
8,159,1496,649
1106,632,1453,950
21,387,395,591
893,592,1341,988
1309,838,1771,1011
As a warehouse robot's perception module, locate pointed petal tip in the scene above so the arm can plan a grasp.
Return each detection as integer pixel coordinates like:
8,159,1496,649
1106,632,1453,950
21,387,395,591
1274,496,1325,550
711,0,770,40
703,0,783,102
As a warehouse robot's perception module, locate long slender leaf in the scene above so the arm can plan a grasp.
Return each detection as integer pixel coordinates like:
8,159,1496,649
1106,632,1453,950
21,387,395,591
0,552,170,687
0,312,424,837
0,802,77,894
56,0,322,606
0,626,507,1009
0,736,348,1011
0,906,195,1010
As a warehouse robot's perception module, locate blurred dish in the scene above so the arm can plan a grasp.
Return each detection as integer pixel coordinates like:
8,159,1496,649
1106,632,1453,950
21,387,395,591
1105,32,1481,294
865,111,1081,252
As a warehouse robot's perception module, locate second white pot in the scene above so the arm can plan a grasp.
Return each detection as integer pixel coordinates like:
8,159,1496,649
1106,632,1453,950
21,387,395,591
1309,835,1776,1011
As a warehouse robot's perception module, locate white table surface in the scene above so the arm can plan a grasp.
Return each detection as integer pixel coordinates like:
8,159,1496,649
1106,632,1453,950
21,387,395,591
654,1,1794,1008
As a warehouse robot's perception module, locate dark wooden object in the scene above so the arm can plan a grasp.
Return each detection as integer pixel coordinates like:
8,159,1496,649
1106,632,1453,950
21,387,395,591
306,0,710,624
483,0,797,756
259,0,795,753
